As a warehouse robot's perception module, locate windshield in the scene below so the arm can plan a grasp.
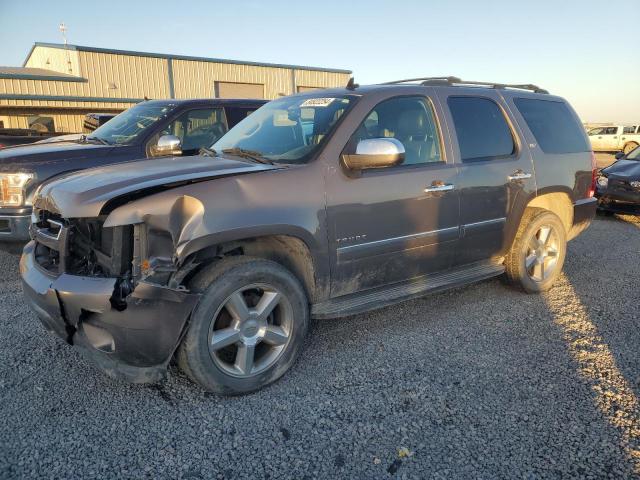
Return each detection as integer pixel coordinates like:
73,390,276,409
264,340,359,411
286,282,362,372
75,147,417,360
89,103,176,145
213,94,357,163
626,147,640,160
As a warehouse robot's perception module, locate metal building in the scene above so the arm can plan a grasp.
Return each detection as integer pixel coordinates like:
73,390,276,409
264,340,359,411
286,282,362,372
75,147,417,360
0,42,352,133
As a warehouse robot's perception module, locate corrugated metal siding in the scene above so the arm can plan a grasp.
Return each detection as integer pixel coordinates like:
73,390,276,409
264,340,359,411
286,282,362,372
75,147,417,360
172,60,291,99
1,44,350,131
24,46,81,76
0,107,122,133
78,51,170,100
295,70,349,92
172,60,350,99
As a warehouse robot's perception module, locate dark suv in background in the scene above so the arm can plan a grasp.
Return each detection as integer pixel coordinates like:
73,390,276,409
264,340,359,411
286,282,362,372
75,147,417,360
21,78,597,395
0,98,266,241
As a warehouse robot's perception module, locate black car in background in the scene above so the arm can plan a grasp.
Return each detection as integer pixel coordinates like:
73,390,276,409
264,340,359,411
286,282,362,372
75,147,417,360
596,146,640,215
0,98,266,241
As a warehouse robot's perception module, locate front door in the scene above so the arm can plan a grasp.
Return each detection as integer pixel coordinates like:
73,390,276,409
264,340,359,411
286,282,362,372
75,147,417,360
325,94,460,297
436,92,536,266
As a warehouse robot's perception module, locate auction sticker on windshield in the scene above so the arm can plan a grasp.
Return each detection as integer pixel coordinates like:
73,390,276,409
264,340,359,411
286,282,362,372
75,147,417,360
300,98,337,108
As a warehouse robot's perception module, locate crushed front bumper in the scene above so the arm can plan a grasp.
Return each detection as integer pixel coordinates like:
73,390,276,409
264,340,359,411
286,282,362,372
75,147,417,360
596,189,640,215
20,241,200,383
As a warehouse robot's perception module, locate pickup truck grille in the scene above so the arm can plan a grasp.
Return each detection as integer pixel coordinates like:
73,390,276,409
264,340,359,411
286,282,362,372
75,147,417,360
31,209,133,277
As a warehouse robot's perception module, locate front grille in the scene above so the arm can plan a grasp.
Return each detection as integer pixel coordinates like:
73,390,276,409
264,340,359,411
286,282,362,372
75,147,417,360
609,179,636,193
32,209,133,277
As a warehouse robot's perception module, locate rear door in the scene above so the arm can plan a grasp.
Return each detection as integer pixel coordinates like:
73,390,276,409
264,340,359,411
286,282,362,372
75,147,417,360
435,90,535,266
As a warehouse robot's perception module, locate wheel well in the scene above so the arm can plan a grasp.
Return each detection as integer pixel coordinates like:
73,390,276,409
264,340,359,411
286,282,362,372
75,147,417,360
183,235,319,302
526,192,573,234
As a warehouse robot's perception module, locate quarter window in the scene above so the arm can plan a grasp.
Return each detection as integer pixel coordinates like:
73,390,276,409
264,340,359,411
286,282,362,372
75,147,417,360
514,98,590,154
348,96,442,165
448,97,514,161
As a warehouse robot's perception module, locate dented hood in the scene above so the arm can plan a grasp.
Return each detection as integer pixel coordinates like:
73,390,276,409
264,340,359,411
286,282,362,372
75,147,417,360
34,155,280,218
602,159,640,180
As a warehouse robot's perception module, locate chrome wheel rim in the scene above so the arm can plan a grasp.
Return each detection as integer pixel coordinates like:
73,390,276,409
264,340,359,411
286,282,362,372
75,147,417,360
208,283,293,378
525,224,559,282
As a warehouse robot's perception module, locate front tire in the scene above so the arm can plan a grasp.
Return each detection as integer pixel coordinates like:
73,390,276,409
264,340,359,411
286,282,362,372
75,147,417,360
177,256,309,395
503,209,567,293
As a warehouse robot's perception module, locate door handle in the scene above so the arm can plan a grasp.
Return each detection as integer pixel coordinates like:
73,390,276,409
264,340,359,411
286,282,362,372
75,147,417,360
508,170,532,181
424,181,455,193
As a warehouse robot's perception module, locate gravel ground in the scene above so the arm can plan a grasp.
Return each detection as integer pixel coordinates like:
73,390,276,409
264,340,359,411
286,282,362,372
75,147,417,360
0,214,639,479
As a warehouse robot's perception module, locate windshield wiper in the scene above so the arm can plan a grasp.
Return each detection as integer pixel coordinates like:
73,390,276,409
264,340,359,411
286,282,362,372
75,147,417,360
86,135,111,146
222,147,274,165
199,146,217,157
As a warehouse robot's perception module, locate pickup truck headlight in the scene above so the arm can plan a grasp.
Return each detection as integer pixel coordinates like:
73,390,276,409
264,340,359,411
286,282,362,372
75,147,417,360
0,173,34,206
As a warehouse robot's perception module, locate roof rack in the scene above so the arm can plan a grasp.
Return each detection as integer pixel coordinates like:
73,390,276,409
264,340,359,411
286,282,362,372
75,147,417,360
381,76,549,94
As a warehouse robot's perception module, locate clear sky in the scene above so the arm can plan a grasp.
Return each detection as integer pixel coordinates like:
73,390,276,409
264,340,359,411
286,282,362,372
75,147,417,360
0,0,638,123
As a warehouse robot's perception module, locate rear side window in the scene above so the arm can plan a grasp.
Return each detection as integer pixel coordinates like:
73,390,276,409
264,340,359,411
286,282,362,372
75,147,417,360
448,97,515,161
513,98,590,154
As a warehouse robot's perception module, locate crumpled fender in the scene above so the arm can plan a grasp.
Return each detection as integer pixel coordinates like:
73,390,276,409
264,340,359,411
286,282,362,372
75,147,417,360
104,194,205,251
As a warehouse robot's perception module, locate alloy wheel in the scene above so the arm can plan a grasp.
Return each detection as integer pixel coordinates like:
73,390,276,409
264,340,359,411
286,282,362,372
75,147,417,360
208,283,293,378
525,225,559,282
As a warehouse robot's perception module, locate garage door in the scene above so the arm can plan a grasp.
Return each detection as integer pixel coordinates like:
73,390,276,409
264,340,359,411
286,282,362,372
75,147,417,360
215,81,264,99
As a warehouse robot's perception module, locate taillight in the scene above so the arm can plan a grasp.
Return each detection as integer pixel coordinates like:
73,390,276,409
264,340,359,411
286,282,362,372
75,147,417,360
588,151,597,198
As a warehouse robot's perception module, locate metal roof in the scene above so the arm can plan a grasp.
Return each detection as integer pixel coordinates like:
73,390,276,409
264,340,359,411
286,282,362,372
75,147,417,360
25,42,352,74
0,66,86,82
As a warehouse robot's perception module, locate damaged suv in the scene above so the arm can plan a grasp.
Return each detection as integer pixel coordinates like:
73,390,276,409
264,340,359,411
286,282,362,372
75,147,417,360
21,78,597,394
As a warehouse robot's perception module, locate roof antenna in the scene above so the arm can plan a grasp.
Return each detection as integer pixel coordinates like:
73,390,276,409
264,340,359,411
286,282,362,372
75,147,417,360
59,22,73,74
346,77,358,90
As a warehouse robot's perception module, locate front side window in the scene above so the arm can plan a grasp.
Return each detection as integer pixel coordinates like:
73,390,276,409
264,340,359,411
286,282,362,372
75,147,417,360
159,108,227,153
448,96,515,161
347,96,442,165
514,98,590,154
90,103,176,145
213,95,357,164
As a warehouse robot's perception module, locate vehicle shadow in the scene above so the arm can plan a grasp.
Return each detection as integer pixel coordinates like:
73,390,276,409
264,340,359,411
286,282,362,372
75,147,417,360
541,215,640,473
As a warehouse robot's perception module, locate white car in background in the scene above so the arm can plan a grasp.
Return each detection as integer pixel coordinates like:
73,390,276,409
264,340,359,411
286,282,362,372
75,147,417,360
588,125,640,154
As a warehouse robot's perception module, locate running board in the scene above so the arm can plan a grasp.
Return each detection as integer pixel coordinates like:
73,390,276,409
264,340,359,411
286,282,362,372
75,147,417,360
311,262,505,319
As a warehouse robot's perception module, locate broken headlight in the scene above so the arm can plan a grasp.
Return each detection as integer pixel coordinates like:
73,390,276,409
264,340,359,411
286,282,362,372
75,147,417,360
596,176,608,189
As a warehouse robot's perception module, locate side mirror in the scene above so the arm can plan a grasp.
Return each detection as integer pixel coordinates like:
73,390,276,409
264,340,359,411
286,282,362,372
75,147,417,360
615,151,625,160
342,138,405,171
151,134,182,157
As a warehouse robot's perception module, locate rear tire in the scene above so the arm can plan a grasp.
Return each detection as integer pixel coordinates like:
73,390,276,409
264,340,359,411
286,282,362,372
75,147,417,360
503,209,567,293
623,142,639,155
177,256,309,395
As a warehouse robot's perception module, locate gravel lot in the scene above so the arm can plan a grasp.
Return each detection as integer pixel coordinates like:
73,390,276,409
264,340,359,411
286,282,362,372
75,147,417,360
1,214,639,479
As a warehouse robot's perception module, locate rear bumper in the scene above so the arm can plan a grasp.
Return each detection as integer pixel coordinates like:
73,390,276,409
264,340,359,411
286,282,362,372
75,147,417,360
0,214,31,241
569,197,597,239
20,241,200,383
